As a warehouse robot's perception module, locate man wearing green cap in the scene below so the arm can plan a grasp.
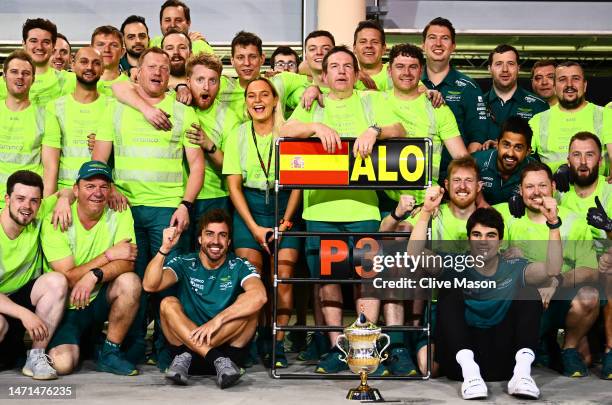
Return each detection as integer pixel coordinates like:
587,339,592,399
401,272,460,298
43,161,141,376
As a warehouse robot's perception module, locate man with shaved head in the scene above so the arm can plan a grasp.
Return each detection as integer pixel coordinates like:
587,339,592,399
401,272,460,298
43,47,108,191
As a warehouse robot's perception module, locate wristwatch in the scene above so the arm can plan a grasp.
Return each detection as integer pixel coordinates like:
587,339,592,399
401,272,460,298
546,217,562,229
175,83,188,92
180,200,194,212
90,268,104,284
205,144,217,154
369,124,382,138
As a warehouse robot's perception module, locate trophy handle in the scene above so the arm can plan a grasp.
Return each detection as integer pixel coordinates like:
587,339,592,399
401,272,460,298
378,333,391,363
335,334,349,363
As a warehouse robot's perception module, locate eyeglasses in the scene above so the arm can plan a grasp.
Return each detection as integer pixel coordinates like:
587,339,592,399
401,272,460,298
274,61,297,69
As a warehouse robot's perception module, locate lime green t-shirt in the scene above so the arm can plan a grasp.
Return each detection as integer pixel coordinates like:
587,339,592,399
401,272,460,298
496,203,597,273
222,121,275,190
61,71,130,97
96,94,199,207
406,203,468,241
0,68,72,106
0,102,47,207
270,71,310,118
43,94,110,189
217,76,247,123
41,202,135,305
288,91,380,222
355,63,393,91
558,175,612,241
371,91,460,203
0,196,57,294
150,35,214,56
530,102,611,173
194,100,239,199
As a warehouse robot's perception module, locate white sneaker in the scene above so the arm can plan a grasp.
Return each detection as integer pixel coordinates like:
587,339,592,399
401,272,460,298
461,377,488,400
508,375,540,399
22,349,58,380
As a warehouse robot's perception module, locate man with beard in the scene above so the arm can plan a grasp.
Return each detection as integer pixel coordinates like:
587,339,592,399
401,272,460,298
50,34,71,72
92,47,204,367
119,15,150,78
0,18,71,106
44,47,107,190
484,44,548,141
43,161,141,376
0,170,69,378
531,60,558,107
143,209,265,388
0,50,59,205
530,61,611,173
473,116,536,205
161,30,191,95
496,162,599,377
149,0,214,56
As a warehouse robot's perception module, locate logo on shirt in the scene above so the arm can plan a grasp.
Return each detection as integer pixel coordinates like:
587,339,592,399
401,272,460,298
478,96,483,102
455,80,466,87
219,275,233,292
189,277,205,294
524,96,537,104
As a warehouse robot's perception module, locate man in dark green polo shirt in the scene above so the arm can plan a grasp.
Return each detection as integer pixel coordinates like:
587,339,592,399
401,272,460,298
484,44,548,141
420,17,489,179
473,116,536,205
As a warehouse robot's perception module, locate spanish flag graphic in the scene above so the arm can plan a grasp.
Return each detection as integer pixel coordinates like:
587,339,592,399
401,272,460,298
278,140,351,185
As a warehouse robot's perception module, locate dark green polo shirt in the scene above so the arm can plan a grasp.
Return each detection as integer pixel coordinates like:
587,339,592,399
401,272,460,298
472,149,535,205
484,86,548,141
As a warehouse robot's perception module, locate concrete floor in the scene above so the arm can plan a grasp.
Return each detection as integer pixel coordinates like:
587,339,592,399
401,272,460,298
0,358,610,405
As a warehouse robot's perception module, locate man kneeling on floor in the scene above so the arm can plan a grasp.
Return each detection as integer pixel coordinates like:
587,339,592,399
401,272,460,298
143,209,266,389
43,161,141,376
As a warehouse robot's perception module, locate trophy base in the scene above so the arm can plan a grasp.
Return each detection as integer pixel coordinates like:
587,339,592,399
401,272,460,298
346,386,384,401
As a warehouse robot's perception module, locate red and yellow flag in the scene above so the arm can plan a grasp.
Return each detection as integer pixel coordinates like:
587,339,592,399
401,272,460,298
278,141,350,185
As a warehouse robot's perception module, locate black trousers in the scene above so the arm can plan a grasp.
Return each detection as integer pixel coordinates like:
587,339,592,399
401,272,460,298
435,287,542,381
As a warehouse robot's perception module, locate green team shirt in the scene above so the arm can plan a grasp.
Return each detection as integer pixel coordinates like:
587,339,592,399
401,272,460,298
473,149,536,205
217,76,246,122
0,69,72,106
41,202,135,306
195,100,239,199
43,94,110,189
558,175,612,241
288,91,380,222
0,196,57,294
222,121,275,190
0,102,47,207
96,94,200,207
530,102,611,173
355,63,393,91
165,252,260,325
150,35,214,56
371,91,460,203
270,71,310,119
495,204,597,273
484,86,548,141
62,72,130,97
406,204,468,255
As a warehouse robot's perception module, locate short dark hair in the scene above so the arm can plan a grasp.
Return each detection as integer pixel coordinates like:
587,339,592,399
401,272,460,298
162,28,192,51
467,208,504,240
488,44,519,66
231,31,262,57
270,46,299,68
91,25,124,47
322,45,359,74
22,18,57,44
388,43,425,67
186,52,222,77
569,131,602,154
447,156,480,181
520,161,553,184
120,15,149,35
353,20,385,45
6,170,44,197
422,17,455,44
556,60,584,77
160,0,191,23
3,50,35,77
138,46,170,66
499,115,533,145
304,30,335,48
198,208,232,237
56,33,70,50
530,59,556,78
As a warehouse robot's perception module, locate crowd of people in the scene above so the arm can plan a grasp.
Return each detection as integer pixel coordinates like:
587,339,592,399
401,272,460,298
0,0,611,400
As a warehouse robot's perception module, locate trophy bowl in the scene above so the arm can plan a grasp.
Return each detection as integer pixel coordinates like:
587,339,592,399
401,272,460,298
336,313,390,401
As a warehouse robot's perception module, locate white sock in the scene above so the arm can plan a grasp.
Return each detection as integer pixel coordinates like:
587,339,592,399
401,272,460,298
513,348,535,377
456,349,481,380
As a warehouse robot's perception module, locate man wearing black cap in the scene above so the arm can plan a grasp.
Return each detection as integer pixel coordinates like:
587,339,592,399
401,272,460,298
42,161,141,376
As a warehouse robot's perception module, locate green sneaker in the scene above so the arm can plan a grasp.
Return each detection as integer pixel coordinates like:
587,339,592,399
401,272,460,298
97,341,138,376
274,341,288,368
386,347,418,376
298,332,328,362
286,330,307,353
315,348,349,374
561,348,587,377
601,350,612,380
369,363,390,377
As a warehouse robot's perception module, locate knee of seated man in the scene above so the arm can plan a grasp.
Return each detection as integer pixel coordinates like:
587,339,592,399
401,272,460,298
49,347,78,375
40,272,69,298
573,286,600,313
111,272,141,298
159,296,181,316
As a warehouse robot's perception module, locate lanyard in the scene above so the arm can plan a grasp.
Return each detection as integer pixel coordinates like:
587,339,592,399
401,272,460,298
250,122,273,203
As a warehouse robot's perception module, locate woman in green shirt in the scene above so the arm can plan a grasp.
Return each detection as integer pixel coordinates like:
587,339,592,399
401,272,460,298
222,77,301,368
